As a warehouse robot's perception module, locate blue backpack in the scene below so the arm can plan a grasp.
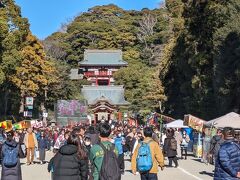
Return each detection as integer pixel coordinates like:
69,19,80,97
137,141,153,172
3,143,18,167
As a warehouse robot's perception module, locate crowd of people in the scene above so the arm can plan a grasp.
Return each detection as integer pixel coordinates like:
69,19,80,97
0,121,239,180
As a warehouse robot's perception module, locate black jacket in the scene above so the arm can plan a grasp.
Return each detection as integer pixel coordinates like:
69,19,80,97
51,144,88,180
1,140,22,180
163,137,177,157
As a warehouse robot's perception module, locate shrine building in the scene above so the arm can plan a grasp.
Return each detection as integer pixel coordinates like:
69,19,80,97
70,49,129,124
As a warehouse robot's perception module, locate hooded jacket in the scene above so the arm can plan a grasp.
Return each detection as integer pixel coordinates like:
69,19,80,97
51,144,88,180
1,140,22,180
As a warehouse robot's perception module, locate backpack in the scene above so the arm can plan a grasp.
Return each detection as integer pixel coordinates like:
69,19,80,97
170,138,177,150
3,143,18,167
137,141,153,172
99,143,121,180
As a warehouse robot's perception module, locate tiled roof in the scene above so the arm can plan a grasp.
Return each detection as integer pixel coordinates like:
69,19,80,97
81,85,129,105
79,49,128,66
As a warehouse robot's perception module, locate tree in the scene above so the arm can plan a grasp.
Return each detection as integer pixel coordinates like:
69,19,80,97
11,34,57,113
0,0,30,117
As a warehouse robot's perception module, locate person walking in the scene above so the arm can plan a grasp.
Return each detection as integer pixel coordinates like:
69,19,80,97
48,133,88,180
53,129,65,152
131,127,164,180
180,130,190,159
214,127,240,180
38,131,48,164
1,131,22,180
174,129,182,158
114,130,126,174
18,130,26,158
90,123,120,180
209,129,224,164
24,128,38,165
163,129,179,168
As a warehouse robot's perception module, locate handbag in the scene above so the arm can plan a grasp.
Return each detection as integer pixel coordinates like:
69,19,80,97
35,149,40,159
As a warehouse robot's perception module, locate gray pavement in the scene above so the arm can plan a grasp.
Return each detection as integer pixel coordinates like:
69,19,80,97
16,151,214,180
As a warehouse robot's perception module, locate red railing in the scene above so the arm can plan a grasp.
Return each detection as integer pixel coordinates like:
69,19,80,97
84,71,112,77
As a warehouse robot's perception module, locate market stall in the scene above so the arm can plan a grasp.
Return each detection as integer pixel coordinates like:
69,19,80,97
184,114,206,158
164,119,189,128
13,120,31,130
0,120,12,132
205,112,240,129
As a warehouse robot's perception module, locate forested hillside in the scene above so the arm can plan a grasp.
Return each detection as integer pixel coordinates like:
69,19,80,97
162,0,240,119
1,0,240,120
43,4,170,114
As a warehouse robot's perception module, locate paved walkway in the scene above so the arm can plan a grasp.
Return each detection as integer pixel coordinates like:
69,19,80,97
15,151,214,180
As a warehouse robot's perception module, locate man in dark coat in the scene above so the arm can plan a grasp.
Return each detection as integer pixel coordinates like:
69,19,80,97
1,132,22,180
214,127,240,180
209,129,224,164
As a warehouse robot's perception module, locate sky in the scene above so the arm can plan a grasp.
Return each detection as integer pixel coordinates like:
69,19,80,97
15,0,163,40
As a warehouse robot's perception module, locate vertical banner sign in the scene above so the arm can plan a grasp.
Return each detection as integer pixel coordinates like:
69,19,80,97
25,97,34,117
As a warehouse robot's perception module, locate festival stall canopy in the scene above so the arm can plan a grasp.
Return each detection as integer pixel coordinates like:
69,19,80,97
164,119,189,128
205,112,240,129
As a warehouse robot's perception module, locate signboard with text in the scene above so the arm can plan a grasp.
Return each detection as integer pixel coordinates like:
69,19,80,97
26,97,34,105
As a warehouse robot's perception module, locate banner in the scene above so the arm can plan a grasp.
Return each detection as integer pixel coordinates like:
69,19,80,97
56,100,88,126
184,114,206,132
31,120,43,128
0,121,12,132
13,120,31,130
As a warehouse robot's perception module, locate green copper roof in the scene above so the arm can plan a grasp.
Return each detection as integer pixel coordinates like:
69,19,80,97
81,85,129,105
79,50,128,66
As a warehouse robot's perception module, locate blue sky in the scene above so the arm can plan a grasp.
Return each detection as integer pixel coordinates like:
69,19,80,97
15,0,163,40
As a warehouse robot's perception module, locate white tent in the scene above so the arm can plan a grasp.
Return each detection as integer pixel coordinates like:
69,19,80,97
205,112,240,129
164,119,189,128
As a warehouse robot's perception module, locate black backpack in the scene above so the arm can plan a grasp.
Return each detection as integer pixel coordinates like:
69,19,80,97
99,143,121,180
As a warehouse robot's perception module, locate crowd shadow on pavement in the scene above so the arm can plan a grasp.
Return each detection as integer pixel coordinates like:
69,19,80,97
199,171,214,177
191,158,202,163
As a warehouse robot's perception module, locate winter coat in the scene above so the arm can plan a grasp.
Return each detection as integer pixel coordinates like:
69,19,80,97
51,144,88,180
1,140,22,180
214,140,240,180
163,137,177,157
38,137,48,149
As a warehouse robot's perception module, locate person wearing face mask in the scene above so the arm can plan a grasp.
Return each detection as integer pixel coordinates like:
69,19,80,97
114,130,126,175
180,130,190,160
84,136,94,180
